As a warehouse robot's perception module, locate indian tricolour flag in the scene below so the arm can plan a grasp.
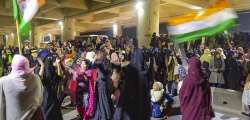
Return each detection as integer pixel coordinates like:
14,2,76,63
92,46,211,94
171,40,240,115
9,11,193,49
12,0,45,37
167,0,238,43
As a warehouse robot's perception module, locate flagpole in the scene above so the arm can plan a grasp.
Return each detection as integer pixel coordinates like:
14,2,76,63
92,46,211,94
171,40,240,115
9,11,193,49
15,19,22,55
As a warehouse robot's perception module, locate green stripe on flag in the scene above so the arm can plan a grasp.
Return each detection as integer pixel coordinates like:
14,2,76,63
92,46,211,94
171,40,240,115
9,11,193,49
12,0,18,19
12,0,31,39
172,19,236,43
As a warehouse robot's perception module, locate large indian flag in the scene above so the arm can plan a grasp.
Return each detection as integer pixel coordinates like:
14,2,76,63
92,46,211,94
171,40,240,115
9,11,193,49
167,0,238,43
12,0,45,37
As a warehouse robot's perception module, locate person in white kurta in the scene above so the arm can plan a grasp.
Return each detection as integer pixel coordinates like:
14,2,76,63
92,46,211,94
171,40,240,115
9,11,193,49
242,75,250,116
0,55,43,120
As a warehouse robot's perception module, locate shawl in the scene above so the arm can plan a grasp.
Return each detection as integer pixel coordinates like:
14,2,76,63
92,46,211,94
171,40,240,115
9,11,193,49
0,74,43,120
200,49,211,64
179,57,211,120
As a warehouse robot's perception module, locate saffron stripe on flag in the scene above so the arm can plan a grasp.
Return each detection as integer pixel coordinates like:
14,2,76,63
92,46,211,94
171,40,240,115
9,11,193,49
172,19,236,43
168,8,237,35
167,0,231,26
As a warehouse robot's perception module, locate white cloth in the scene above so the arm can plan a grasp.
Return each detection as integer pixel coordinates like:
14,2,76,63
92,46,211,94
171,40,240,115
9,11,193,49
242,89,250,114
151,90,164,103
174,64,180,75
177,81,183,94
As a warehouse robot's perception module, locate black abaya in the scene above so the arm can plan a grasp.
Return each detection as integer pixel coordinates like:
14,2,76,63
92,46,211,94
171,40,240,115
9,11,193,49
225,58,242,90
90,64,113,120
41,55,63,120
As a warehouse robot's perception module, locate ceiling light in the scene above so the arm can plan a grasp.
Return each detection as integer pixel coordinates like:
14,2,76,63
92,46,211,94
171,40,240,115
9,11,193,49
113,23,118,37
58,21,63,26
135,1,143,10
11,33,15,38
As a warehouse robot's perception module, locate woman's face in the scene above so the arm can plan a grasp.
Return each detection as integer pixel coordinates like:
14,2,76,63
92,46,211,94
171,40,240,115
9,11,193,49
111,69,120,88
76,59,82,65
119,53,124,61
153,83,160,91
80,61,87,71
63,42,68,46
111,53,120,64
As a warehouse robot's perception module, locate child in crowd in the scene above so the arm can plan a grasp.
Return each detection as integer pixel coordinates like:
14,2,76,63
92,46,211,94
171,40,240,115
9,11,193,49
151,81,174,118
151,82,165,118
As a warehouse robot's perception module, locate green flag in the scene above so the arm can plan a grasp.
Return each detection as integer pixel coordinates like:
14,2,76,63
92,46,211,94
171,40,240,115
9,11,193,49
12,0,31,38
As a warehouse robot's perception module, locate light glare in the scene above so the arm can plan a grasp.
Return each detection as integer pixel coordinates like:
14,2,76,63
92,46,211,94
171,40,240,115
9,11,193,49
135,1,143,10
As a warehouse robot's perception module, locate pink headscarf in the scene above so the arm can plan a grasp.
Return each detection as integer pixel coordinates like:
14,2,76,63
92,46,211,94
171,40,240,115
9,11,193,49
11,55,34,76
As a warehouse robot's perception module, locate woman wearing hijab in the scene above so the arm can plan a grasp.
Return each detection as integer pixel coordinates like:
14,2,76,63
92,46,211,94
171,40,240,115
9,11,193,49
90,50,113,120
73,59,93,120
216,48,226,60
224,51,242,90
245,49,250,60
209,51,225,88
41,52,63,120
113,64,150,120
0,55,44,120
200,49,212,65
180,56,212,120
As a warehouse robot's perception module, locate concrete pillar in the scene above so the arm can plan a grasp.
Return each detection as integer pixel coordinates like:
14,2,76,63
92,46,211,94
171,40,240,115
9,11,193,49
6,33,16,47
137,0,160,48
0,35,4,46
34,27,44,47
30,24,35,47
63,18,76,41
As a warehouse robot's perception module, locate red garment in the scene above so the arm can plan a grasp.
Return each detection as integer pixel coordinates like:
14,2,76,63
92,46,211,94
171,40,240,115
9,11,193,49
179,57,212,120
68,80,77,92
76,69,97,120
68,80,77,104
31,107,44,120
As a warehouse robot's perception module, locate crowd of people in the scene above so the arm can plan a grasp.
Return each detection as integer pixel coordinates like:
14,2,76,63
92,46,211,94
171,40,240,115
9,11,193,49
0,32,249,120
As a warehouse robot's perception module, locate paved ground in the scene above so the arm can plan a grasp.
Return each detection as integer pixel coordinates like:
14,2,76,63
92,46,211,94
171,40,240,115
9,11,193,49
62,88,250,120
62,108,248,120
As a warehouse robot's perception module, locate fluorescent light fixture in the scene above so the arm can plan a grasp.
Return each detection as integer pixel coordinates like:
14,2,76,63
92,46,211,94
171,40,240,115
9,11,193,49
135,1,144,16
58,21,63,26
192,6,203,10
162,0,203,10
113,23,118,37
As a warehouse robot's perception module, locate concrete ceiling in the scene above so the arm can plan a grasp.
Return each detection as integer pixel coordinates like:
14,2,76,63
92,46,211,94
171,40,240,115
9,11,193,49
1,0,250,35
0,0,129,35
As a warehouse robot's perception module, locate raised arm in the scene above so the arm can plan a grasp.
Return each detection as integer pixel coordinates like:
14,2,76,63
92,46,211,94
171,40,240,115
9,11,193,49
37,58,44,77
